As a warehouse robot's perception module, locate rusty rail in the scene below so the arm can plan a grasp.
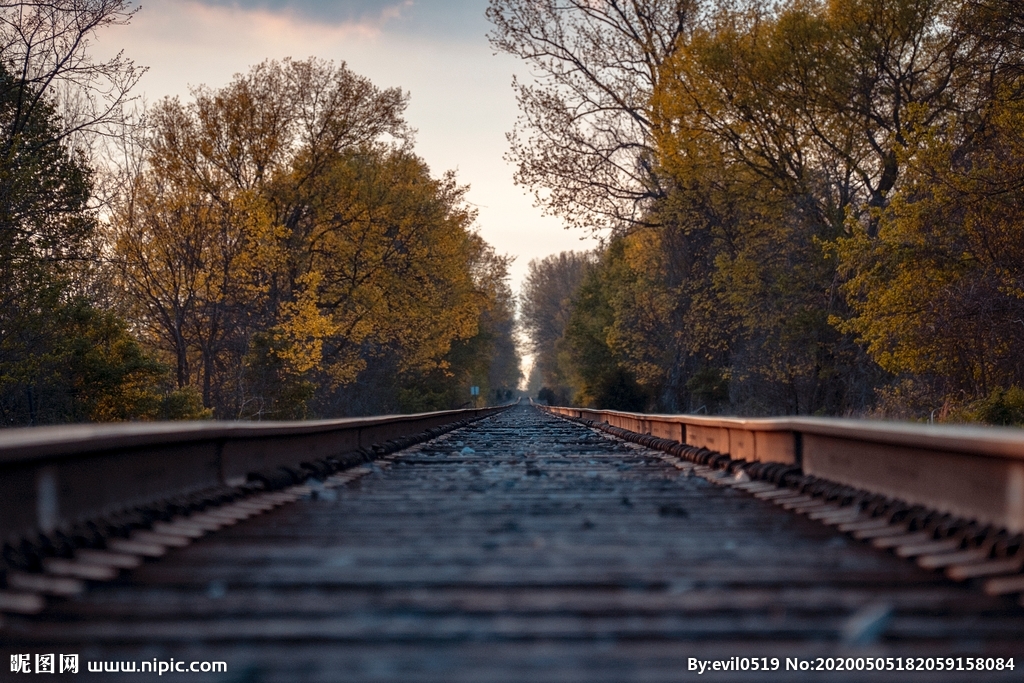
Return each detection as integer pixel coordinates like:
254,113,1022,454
539,406,1024,535
0,406,509,544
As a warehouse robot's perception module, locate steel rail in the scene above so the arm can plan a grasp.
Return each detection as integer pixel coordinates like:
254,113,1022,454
0,406,509,545
539,405,1024,602
539,406,1024,535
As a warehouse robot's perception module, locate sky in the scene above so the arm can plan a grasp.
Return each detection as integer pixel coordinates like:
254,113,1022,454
96,0,600,295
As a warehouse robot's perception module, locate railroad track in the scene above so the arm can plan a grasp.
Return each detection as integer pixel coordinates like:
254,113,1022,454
2,404,1024,681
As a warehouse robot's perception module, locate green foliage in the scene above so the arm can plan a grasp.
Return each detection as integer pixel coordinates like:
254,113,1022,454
686,367,729,410
56,302,170,422
241,331,316,420
0,65,97,422
0,63,199,425
156,387,212,421
960,387,1024,427
0,297,202,424
560,241,648,411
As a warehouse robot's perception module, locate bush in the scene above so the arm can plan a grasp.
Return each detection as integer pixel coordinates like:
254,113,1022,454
962,386,1024,427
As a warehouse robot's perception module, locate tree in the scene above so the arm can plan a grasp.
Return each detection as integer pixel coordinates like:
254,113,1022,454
0,62,94,423
397,238,521,412
639,0,981,414
838,87,1024,401
110,59,413,417
473,242,523,404
0,1,192,425
832,0,1024,414
507,0,1024,420
658,0,976,238
560,239,647,410
0,65,94,315
0,65,209,424
109,165,269,408
112,58,516,418
0,0,144,151
294,150,481,394
487,0,698,232
520,251,593,403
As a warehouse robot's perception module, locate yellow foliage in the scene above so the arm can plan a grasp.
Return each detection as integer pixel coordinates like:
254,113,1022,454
109,59,493,416
277,271,340,375
838,88,1024,395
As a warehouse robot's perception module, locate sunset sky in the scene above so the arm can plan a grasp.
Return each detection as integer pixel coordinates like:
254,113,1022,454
98,0,599,294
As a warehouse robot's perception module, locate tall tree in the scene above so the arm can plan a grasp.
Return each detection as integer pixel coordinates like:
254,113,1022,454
0,0,158,425
514,0,1002,416
487,0,698,232
838,62,1024,403
560,239,648,410
110,59,410,416
112,58,515,418
642,0,983,414
397,239,521,412
0,0,144,151
0,65,201,424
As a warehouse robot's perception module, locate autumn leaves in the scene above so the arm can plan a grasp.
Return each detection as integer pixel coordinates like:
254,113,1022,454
105,58,519,419
0,21,519,424
505,0,1024,420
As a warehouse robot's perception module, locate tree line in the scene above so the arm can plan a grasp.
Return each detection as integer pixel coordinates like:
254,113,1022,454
1,1,519,426
504,0,1024,424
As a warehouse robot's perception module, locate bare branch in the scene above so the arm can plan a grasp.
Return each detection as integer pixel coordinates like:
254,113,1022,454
0,0,146,156
487,0,698,233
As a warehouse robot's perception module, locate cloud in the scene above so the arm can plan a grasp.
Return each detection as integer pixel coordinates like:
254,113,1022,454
188,0,413,26
182,0,491,38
